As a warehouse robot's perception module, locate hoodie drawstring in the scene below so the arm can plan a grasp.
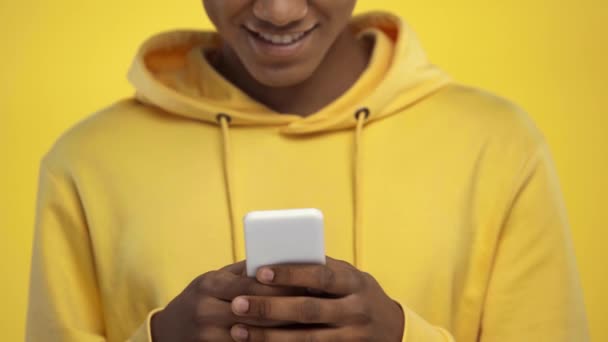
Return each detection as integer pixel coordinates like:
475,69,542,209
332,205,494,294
216,108,369,268
353,108,370,268
217,113,239,263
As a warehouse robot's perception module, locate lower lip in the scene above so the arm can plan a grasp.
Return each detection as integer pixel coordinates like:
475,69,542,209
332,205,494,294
246,28,315,60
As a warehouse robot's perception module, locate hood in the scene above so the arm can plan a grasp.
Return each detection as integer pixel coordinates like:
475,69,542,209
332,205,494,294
127,12,451,135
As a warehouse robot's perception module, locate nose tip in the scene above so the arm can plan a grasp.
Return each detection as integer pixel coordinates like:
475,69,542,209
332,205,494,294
253,0,308,27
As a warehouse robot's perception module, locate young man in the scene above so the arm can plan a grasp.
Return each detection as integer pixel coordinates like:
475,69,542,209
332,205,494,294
26,1,589,341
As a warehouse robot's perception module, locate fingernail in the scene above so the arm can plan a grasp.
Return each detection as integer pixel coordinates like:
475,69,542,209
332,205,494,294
259,268,275,283
233,326,249,340
232,297,250,314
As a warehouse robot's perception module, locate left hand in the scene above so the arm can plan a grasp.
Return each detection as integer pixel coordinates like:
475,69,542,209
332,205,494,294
229,257,405,341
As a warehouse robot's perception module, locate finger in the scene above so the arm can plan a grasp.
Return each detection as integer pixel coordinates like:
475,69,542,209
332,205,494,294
197,326,232,341
221,260,246,275
230,324,356,342
325,256,357,269
256,263,364,296
195,296,238,327
231,296,351,324
196,296,291,328
195,270,306,301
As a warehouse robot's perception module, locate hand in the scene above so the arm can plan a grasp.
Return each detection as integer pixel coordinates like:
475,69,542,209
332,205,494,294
151,261,307,342
229,257,405,341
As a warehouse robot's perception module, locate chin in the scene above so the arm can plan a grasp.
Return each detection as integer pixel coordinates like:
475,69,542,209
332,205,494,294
250,63,318,88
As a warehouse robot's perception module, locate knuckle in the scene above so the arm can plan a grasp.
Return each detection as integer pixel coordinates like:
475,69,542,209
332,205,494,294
353,270,369,291
361,271,376,283
350,308,372,325
194,297,215,325
347,297,372,325
255,299,272,319
297,299,322,323
318,267,336,290
278,266,293,283
196,327,222,342
337,259,353,268
197,271,220,293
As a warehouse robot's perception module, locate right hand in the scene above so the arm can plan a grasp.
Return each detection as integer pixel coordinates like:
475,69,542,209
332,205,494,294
151,261,305,341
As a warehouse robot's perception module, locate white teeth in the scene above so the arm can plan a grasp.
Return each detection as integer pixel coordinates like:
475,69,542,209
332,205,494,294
257,31,305,45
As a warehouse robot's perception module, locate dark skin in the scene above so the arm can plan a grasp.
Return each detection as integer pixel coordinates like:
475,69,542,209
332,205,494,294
152,1,405,340
152,259,405,341
152,262,308,341
203,0,372,116
229,257,405,341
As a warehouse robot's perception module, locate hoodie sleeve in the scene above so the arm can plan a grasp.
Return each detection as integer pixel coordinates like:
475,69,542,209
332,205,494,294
400,142,589,341
401,307,455,341
478,142,590,341
25,161,158,342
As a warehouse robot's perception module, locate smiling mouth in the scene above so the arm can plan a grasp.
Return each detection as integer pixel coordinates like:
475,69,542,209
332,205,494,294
244,25,318,46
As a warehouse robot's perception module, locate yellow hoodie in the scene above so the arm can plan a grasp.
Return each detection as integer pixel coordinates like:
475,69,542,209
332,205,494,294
26,12,589,342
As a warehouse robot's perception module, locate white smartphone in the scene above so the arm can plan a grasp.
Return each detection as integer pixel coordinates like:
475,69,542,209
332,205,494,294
244,208,326,277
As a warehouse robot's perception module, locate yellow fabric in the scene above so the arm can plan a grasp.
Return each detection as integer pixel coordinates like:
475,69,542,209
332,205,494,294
127,308,163,342
26,12,589,342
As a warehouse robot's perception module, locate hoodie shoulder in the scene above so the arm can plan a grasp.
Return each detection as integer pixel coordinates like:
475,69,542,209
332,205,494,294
42,98,163,174
426,83,546,147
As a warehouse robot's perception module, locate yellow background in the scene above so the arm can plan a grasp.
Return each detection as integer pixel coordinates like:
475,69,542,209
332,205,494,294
1,0,606,340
